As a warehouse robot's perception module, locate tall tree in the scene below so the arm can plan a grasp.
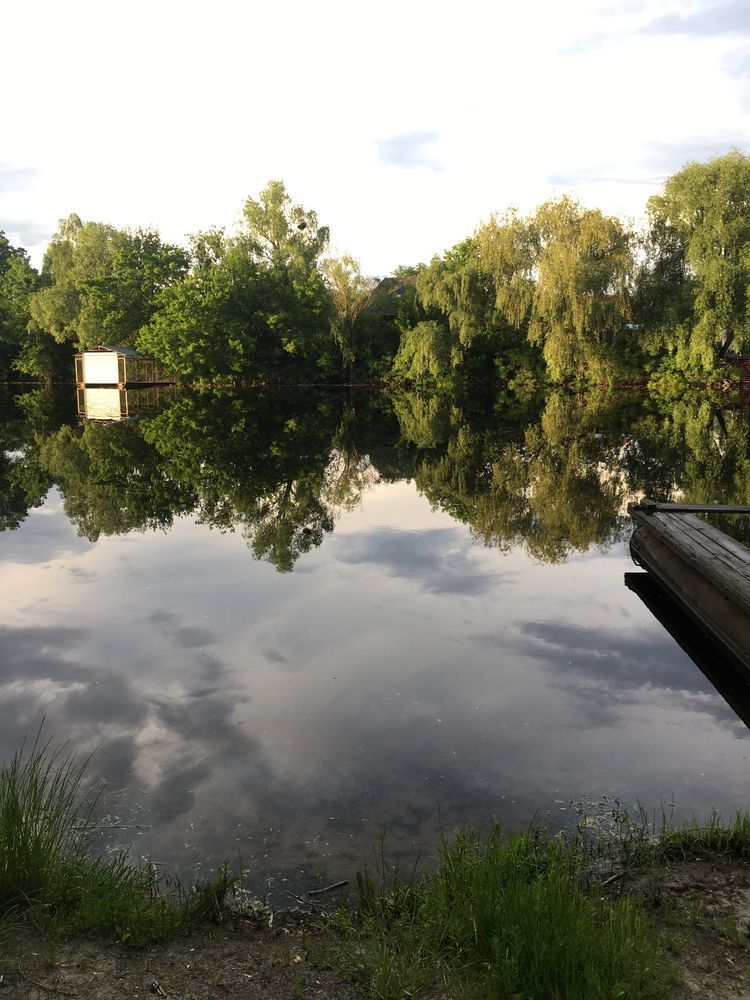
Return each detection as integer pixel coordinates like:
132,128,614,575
322,255,375,376
28,215,188,349
243,180,329,276
478,198,633,381
416,238,500,351
241,181,331,364
644,150,750,368
0,232,38,372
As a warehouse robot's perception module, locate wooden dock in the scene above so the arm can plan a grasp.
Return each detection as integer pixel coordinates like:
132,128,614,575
628,500,750,682
625,572,750,729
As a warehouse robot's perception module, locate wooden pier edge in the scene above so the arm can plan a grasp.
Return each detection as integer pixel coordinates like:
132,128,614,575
629,500,750,683
625,571,750,728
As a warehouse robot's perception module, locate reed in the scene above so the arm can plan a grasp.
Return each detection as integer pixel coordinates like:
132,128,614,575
0,737,230,945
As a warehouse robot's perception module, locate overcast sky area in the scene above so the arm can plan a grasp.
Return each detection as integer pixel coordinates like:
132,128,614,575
3,0,750,274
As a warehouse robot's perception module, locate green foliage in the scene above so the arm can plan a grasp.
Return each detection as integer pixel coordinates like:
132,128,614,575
138,237,268,380
28,214,188,349
392,236,535,385
390,391,453,449
140,183,334,382
243,179,329,276
416,237,500,350
477,197,634,382
395,198,633,387
332,825,671,999
240,181,331,368
141,391,341,571
0,389,73,530
8,155,750,387
8,380,750,569
38,421,196,540
400,391,633,563
476,210,537,328
322,255,375,374
644,150,750,369
392,320,454,382
0,737,230,945
0,232,41,375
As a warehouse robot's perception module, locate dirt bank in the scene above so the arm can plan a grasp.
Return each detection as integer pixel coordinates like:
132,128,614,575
1,861,748,999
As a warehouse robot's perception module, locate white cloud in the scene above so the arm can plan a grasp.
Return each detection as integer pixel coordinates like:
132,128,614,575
3,0,750,272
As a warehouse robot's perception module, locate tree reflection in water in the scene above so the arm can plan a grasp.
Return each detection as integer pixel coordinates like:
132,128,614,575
3,384,750,571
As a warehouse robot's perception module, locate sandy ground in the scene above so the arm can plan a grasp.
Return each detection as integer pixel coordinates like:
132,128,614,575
1,862,749,999
612,859,750,999
0,912,362,1000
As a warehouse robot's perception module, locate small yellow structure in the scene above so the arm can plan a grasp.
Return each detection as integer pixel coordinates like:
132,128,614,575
76,385,175,423
74,345,171,388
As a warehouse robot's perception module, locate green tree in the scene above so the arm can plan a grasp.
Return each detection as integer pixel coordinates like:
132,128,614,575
322,255,375,376
0,232,39,373
141,182,336,382
416,238,500,351
644,150,750,369
138,234,267,380
28,215,187,349
392,320,454,382
243,180,329,275
241,181,331,365
478,198,634,381
393,234,538,385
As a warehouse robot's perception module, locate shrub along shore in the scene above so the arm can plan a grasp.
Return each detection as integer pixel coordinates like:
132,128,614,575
0,741,748,998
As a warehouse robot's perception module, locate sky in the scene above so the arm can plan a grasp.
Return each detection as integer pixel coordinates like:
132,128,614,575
3,0,750,275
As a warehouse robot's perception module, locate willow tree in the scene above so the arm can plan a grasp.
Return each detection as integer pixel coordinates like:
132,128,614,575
477,197,634,381
415,238,500,349
391,320,454,382
390,235,526,383
322,254,375,377
644,150,750,368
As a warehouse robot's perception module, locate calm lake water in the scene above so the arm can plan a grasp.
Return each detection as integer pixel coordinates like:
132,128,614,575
1,386,749,901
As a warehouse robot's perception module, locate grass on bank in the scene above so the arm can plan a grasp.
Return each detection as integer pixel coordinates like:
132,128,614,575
2,736,749,995
331,825,674,1000
0,739,229,946
620,807,750,866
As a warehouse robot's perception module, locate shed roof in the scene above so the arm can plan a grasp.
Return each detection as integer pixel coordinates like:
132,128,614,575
83,344,144,358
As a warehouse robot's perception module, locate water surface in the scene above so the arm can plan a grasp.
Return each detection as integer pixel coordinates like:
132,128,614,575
1,387,748,901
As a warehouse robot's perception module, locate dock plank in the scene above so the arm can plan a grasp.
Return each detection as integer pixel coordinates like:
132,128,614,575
664,513,750,567
630,504,750,679
630,530,750,681
631,510,750,616
650,517,750,589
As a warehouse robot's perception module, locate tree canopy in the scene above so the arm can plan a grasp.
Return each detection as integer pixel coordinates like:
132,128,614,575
5,154,750,388
28,215,188,349
643,150,750,367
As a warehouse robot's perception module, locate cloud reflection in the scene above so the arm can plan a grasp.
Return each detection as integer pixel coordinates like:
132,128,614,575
0,499,93,564
491,620,750,736
334,527,511,595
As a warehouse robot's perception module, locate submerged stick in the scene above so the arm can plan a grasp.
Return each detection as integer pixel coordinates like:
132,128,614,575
307,879,349,897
